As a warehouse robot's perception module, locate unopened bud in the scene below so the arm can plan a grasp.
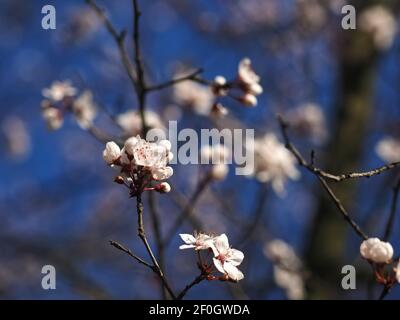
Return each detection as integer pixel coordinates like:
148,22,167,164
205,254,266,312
114,176,125,184
155,182,171,193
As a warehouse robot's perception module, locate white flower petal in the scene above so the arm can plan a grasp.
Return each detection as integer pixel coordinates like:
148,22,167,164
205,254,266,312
179,234,196,245
224,263,244,281
213,258,225,274
227,249,244,266
213,234,230,255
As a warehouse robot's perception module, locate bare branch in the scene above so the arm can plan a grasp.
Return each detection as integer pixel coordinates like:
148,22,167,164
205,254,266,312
277,115,400,182
109,240,153,269
176,274,205,300
277,115,368,240
86,0,138,91
136,194,177,299
147,68,204,92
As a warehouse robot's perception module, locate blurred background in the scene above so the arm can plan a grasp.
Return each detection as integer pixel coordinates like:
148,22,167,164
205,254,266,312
1,0,400,299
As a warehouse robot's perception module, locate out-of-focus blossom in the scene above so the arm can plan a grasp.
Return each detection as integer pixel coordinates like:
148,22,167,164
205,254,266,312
210,163,229,181
396,261,400,283
273,266,305,300
42,80,77,102
264,239,302,270
375,136,400,163
173,80,214,115
211,234,245,281
72,90,97,129
210,103,229,117
116,110,164,136
42,107,63,130
237,58,263,107
248,133,300,195
240,93,258,107
296,0,327,32
264,239,305,300
212,76,228,97
179,232,214,250
201,143,231,181
200,143,231,164
63,8,102,43
359,5,397,51
1,116,31,158
360,238,393,263
286,103,328,144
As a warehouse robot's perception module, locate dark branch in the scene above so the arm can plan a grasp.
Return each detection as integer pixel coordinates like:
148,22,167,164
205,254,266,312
277,115,368,240
86,0,138,92
176,274,205,300
277,115,400,182
109,240,153,270
147,69,204,92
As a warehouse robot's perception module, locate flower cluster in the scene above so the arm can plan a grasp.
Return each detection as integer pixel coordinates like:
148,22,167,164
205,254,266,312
173,80,215,116
41,80,97,130
102,136,173,196
173,58,263,116
360,238,393,264
360,237,400,289
264,239,305,300
359,5,397,51
180,232,244,282
285,103,328,144
248,133,300,195
116,110,165,137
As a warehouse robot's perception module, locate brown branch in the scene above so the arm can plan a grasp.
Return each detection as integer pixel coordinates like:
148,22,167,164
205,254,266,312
109,240,153,269
176,274,205,300
147,192,168,299
316,175,368,240
147,69,204,92
86,0,138,92
136,194,176,299
131,0,148,135
277,115,368,240
277,115,400,182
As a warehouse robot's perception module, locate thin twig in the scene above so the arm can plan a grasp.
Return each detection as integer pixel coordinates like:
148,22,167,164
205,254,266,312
176,274,205,300
378,285,391,300
132,0,148,134
277,115,400,182
86,0,138,92
277,115,368,240
136,194,176,299
109,240,153,269
147,192,168,299
316,175,368,240
147,69,204,92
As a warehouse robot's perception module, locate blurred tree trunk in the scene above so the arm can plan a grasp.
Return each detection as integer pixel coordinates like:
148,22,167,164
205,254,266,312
305,0,399,298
